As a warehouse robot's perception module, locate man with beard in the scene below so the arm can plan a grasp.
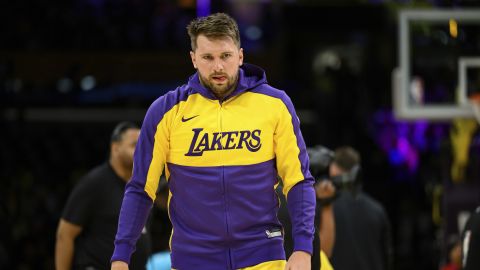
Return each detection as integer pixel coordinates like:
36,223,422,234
56,122,151,270
111,13,316,270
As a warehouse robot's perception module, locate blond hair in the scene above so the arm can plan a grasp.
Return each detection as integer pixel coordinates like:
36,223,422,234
186,13,241,51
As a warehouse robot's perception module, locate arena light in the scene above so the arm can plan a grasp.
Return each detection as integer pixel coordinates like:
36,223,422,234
80,75,96,91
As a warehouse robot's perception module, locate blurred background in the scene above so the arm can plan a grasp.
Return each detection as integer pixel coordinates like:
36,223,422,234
2,0,480,269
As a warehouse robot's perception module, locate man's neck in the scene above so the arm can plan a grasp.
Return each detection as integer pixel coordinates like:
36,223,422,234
109,158,131,183
216,86,236,100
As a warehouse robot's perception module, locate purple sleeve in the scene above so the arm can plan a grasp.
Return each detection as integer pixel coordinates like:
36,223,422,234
111,99,161,263
286,171,316,255
111,181,153,263
111,88,190,263
254,86,316,254
276,88,316,254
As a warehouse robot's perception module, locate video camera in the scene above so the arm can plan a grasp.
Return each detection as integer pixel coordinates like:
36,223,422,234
307,145,361,190
307,145,335,179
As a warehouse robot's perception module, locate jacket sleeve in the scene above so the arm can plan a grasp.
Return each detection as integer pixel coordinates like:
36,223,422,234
274,92,316,255
111,96,172,264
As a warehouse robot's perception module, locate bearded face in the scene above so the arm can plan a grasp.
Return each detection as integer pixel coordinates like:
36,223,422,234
190,35,243,99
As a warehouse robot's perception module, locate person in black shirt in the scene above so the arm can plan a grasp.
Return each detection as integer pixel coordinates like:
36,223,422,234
55,122,151,270
461,206,480,270
318,146,393,270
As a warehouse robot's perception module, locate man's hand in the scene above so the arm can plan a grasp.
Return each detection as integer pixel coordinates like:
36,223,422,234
285,251,311,270
315,180,336,199
111,261,129,270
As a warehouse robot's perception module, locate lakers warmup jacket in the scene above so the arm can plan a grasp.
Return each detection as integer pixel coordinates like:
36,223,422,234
112,64,316,270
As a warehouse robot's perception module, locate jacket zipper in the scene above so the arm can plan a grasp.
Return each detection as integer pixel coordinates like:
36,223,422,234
218,100,233,269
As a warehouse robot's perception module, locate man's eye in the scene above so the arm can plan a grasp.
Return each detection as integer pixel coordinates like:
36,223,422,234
203,56,212,60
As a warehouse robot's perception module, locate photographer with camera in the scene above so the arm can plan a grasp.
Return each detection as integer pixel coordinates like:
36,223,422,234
314,146,393,270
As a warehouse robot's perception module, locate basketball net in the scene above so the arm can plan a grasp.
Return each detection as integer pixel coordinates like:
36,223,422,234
450,98,480,183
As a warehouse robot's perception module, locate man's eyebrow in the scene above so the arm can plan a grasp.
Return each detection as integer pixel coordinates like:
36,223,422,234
200,51,234,56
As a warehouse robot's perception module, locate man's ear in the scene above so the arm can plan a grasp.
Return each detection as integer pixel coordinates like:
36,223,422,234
190,51,197,69
111,142,119,156
239,48,244,66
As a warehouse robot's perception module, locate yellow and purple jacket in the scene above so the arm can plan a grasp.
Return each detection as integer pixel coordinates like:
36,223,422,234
112,64,316,270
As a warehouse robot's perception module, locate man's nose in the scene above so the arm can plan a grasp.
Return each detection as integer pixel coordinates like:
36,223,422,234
213,59,224,72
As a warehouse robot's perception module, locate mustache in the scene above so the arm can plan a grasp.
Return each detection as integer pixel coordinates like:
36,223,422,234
210,73,228,77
